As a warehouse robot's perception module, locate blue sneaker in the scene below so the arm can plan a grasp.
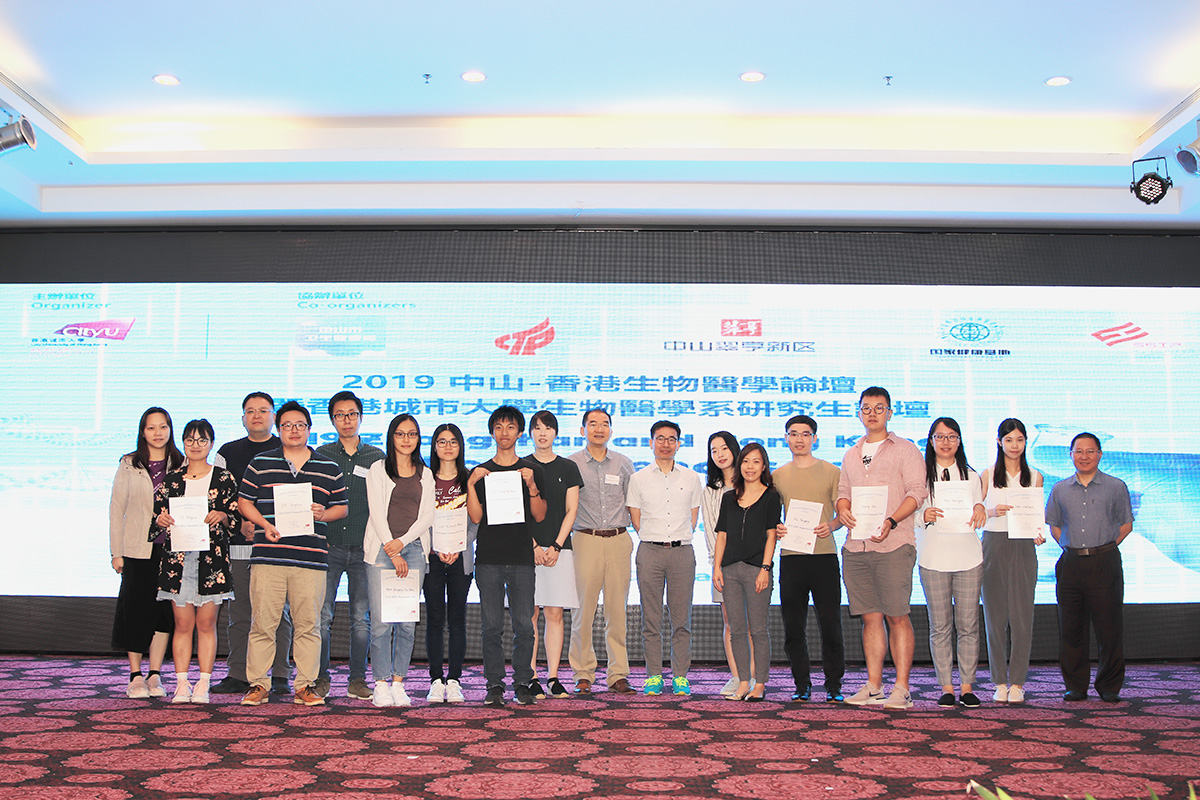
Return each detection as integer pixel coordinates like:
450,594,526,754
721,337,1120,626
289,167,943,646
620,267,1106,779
672,676,691,697
643,675,664,696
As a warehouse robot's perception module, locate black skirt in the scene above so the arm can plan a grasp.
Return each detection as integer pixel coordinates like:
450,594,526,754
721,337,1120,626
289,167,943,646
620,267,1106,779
111,545,175,653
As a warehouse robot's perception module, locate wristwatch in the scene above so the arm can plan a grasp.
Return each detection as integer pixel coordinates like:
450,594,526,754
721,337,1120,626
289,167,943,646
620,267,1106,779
885,517,898,531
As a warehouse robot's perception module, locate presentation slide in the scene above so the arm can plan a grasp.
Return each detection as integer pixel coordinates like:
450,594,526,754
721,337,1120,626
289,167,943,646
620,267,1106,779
3,282,1196,605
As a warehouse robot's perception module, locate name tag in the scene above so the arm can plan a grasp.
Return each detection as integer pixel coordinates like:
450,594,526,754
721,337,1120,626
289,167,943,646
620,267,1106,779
353,464,371,479
604,473,621,486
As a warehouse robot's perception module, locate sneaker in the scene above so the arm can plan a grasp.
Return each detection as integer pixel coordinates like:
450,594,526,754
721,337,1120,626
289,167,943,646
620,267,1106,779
884,686,913,710
191,682,210,704
146,674,167,698
126,675,150,699
844,684,886,706
294,685,325,706
643,675,664,696
484,685,506,707
515,684,537,706
1008,685,1025,704
826,689,845,703
960,692,981,708
937,692,955,708
391,682,412,708
372,681,393,707
172,681,193,704
547,678,569,699
445,679,465,703
672,676,692,697
271,677,290,695
313,676,331,699
347,678,372,700
241,685,270,706
719,676,741,697
993,684,1009,703
211,676,251,694
528,678,546,700
426,679,446,703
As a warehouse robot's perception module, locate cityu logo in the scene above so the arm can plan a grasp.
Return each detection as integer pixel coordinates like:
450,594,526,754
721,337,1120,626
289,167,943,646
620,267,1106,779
54,318,136,341
495,318,555,355
1091,322,1149,346
721,319,762,337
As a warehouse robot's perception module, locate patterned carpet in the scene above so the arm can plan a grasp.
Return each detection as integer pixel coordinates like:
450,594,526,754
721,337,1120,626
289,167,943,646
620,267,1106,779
0,656,1197,800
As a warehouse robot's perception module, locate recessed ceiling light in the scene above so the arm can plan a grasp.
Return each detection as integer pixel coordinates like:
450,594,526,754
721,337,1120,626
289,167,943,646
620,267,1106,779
461,71,486,83
740,71,766,83
153,74,180,86
1044,76,1071,87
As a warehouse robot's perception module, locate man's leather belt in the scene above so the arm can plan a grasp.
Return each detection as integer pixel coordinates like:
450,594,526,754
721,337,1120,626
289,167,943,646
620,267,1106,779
576,528,626,537
646,540,684,548
1066,541,1117,556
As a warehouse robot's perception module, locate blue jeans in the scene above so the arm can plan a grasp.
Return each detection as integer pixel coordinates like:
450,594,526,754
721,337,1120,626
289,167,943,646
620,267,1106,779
320,543,369,682
476,563,536,690
424,555,473,681
366,541,425,683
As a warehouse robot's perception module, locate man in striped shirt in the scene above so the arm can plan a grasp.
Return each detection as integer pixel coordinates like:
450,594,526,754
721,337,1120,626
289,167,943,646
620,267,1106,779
237,401,348,706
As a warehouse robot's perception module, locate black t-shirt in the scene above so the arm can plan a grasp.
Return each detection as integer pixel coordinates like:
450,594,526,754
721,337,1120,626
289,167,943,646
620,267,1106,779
474,457,546,567
217,435,282,482
526,455,584,549
717,487,782,568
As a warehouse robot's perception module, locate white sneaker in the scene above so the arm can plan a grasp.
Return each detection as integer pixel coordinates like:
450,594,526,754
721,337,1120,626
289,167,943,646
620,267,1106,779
372,681,393,708
445,679,465,703
172,681,192,704
883,686,913,709
126,675,149,699
191,682,210,704
720,676,741,697
391,681,411,708
993,684,1009,703
1008,685,1026,704
146,674,167,698
426,679,445,703
844,684,886,705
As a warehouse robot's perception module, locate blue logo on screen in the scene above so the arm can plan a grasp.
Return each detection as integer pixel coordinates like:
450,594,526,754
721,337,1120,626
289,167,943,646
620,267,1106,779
943,317,1002,343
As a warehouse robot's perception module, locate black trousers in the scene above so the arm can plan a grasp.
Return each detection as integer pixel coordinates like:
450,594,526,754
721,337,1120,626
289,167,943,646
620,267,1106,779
779,553,845,692
1055,548,1124,694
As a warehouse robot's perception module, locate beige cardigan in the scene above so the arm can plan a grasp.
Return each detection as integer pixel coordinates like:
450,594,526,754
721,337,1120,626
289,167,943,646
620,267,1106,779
108,456,156,559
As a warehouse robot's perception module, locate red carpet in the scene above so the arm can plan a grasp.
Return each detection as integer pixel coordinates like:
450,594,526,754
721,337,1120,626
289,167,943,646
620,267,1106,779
0,656,1197,800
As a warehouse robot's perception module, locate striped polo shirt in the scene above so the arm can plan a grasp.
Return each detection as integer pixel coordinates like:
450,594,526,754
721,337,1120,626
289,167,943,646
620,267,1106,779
240,446,348,571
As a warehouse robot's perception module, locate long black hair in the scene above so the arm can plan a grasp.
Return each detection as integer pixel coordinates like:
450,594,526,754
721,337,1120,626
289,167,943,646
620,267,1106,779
429,422,468,492
384,414,425,480
732,442,772,499
924,416,970,495
992,418,1033,488
127,406,184,472
705,431,741,490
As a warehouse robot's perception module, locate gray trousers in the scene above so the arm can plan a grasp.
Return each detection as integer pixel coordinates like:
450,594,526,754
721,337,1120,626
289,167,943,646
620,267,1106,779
226,557,292,682
919,564,983,687
981,532,1037,685
722,561,772,685
636,543,696,678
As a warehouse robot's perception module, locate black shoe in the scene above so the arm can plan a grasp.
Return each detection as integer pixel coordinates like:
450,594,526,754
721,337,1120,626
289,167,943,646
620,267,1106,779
484,685,506,707
1099,691,1121,703
938,692,956,708
825,689,844,703
528,678,546,700
959,692,981,708
548,678,569,699
791,685,812,702
211,676,251,694
271,678,290,695
1063,689,1086,702
515,684,537,706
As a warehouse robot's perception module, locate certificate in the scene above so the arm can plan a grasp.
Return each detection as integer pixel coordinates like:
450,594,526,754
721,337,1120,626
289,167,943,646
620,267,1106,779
169,496,210,552
273,482,315,538
780,499,823,554
484,471,525,525
535,550,580,609
1006,487,1045,539
433,506,468,553
850,485,889,540
933,482,974,534
379,572,421,623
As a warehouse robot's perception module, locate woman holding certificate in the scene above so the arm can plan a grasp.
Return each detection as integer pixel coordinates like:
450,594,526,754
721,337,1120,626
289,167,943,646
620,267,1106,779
712,443,780,702
979,418,1045,704
702,431,747,697
916,417,987,709
150,419,240,704
109,407,183,699
364,414,434,708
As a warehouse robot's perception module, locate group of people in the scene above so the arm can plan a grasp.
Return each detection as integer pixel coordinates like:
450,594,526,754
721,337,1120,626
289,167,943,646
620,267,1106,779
108,385,1133,708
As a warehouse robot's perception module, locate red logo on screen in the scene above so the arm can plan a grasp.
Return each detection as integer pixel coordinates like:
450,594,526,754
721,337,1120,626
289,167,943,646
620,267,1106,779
54,318,136,341
495,318,555,355
721,319,762,337
1091,322,1149,346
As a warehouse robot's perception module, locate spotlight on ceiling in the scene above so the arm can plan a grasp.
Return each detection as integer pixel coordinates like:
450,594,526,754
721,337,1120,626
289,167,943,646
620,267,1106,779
0,115,37,154
1176,122,1200,176
1129,156,1172,205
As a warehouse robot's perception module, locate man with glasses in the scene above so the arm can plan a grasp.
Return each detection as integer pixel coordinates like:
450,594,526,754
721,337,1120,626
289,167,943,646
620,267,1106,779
211,392,293,695
625,420,703,696
1045,433,1133,703
237,401,348,706
835,387,928,710
314,391,384,700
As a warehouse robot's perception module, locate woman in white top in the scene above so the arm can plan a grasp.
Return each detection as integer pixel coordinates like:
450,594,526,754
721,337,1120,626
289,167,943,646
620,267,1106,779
979,418,1045,704
917,417,987,708
701,431,748,698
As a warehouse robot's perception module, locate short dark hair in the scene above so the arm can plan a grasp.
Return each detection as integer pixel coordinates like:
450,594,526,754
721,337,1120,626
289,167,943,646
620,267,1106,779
182,418,215,443
581,407,611,426
276,400,311,427
530,410,559,433
489,405,526,434
859,386,891,407
650,419,681,438
1070,432,1102,452
327,390,363,419
785,415,817,435
242,391,274,410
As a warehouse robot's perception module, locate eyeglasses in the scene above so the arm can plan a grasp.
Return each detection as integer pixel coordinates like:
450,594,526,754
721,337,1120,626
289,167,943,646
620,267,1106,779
435,438,458,448
654,436,679,445
787,431,815,439
394,430,420,440
279,422,310,432
1071,449,1099,456
931,434,960,443
332,412,361,422
182,437,211,446
860,404,890,415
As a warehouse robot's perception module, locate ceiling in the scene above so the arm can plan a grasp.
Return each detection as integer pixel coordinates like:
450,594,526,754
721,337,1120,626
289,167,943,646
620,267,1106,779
3,0,1200,229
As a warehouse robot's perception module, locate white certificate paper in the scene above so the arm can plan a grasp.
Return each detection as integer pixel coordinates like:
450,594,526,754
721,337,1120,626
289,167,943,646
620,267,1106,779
273,482,315,538
379,572,421,623
781,500,823,554
1006,487,1045,539
850,485,889,540
484,471,525,525
933,482,974,534
169,496,210,552
535,550,580,609
433,506,468,553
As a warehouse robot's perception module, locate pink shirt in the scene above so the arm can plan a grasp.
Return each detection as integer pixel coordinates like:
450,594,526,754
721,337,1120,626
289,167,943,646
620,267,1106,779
837,431,929,553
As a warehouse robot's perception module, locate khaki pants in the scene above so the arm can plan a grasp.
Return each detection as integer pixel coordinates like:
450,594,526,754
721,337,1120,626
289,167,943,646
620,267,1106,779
569,531,632,686
247,564,325,691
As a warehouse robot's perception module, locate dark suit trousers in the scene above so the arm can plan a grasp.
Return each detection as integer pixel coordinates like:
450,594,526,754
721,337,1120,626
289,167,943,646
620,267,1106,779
1055,548,1124,694
779,553,845,692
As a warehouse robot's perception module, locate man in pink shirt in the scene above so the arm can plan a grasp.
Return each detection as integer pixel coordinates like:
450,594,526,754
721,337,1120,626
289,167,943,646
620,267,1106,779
835,387,929,710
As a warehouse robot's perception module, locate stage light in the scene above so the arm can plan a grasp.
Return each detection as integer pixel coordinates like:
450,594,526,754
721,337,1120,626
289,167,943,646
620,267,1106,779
1129,157,1172,205
0,115,36,154
1176,122,1200,176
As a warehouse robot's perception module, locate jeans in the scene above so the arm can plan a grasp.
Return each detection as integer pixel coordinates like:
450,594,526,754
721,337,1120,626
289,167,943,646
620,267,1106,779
476,563,536,689
424,555,473,681
365,541,426,683
320,543,369,682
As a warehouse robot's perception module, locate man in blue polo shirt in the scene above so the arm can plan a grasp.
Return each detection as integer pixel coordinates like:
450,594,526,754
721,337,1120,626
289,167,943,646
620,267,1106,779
237,401,348,706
